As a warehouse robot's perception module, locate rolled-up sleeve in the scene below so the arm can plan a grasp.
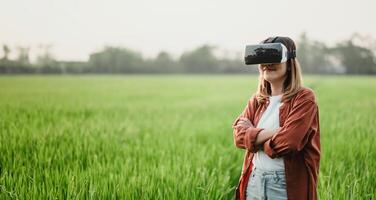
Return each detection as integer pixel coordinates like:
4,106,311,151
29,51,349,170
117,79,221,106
232,95,263,152
244,126,264,152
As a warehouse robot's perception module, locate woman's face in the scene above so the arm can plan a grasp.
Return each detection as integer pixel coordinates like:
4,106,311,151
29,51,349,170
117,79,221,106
258,62,287,84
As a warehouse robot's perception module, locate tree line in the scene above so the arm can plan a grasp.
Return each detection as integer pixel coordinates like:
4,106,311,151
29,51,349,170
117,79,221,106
1,33,375,75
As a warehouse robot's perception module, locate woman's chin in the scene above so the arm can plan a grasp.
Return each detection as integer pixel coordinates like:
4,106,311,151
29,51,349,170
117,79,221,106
263,72,284,83
263,75,276,82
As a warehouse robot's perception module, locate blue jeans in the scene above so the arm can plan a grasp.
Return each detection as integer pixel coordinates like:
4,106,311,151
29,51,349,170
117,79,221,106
246,167,288,200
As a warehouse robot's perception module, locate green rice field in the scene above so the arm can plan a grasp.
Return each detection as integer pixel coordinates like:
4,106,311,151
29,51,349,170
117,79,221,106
0,75,375,199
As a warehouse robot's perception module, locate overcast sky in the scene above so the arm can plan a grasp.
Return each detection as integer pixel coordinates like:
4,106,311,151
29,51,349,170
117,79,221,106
1,0,375,61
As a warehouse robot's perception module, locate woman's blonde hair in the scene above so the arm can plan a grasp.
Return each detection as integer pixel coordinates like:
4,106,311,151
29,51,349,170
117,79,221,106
256,36,303,104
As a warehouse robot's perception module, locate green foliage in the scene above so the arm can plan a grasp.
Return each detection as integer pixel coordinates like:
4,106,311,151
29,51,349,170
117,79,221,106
332,41,376,74
297,33,334,74
297,32,376,74
180,45,219,73
0,75,375,199
88,46,144,73
152,51,179,73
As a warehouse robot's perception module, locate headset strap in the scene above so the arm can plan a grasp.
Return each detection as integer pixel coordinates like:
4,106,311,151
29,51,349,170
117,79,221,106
288,50,296,59
266,36,296,59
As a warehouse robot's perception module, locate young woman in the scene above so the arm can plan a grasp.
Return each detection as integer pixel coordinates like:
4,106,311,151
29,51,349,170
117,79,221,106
232,36,320,200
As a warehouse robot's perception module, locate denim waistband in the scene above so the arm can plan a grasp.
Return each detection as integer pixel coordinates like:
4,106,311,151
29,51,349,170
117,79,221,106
252,166,285,176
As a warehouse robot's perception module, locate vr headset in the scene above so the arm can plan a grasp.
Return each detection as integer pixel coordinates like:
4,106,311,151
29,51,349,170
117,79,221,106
244,43,296,65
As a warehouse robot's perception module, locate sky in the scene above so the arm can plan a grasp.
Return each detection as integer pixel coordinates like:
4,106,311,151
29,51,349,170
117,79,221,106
1,0,375,61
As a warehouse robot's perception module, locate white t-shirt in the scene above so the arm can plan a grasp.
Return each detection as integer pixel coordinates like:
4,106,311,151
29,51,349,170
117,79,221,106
252,94,285,170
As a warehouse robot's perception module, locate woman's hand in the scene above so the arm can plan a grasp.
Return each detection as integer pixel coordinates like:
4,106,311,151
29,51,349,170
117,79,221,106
234,117,254,129
255,128,280,146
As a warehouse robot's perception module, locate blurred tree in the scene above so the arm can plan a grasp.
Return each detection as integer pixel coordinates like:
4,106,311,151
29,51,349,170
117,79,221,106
16,46,30,65
350,33,376,53
180,45,219,73
332,39,376,74
36,44,60,73
153,51,179,73
297,32,338,74
88,46,144,73
2,45,10,60
1,33,375,75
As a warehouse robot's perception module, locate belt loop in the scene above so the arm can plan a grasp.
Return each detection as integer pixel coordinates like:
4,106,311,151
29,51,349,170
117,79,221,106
274,171,280,182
